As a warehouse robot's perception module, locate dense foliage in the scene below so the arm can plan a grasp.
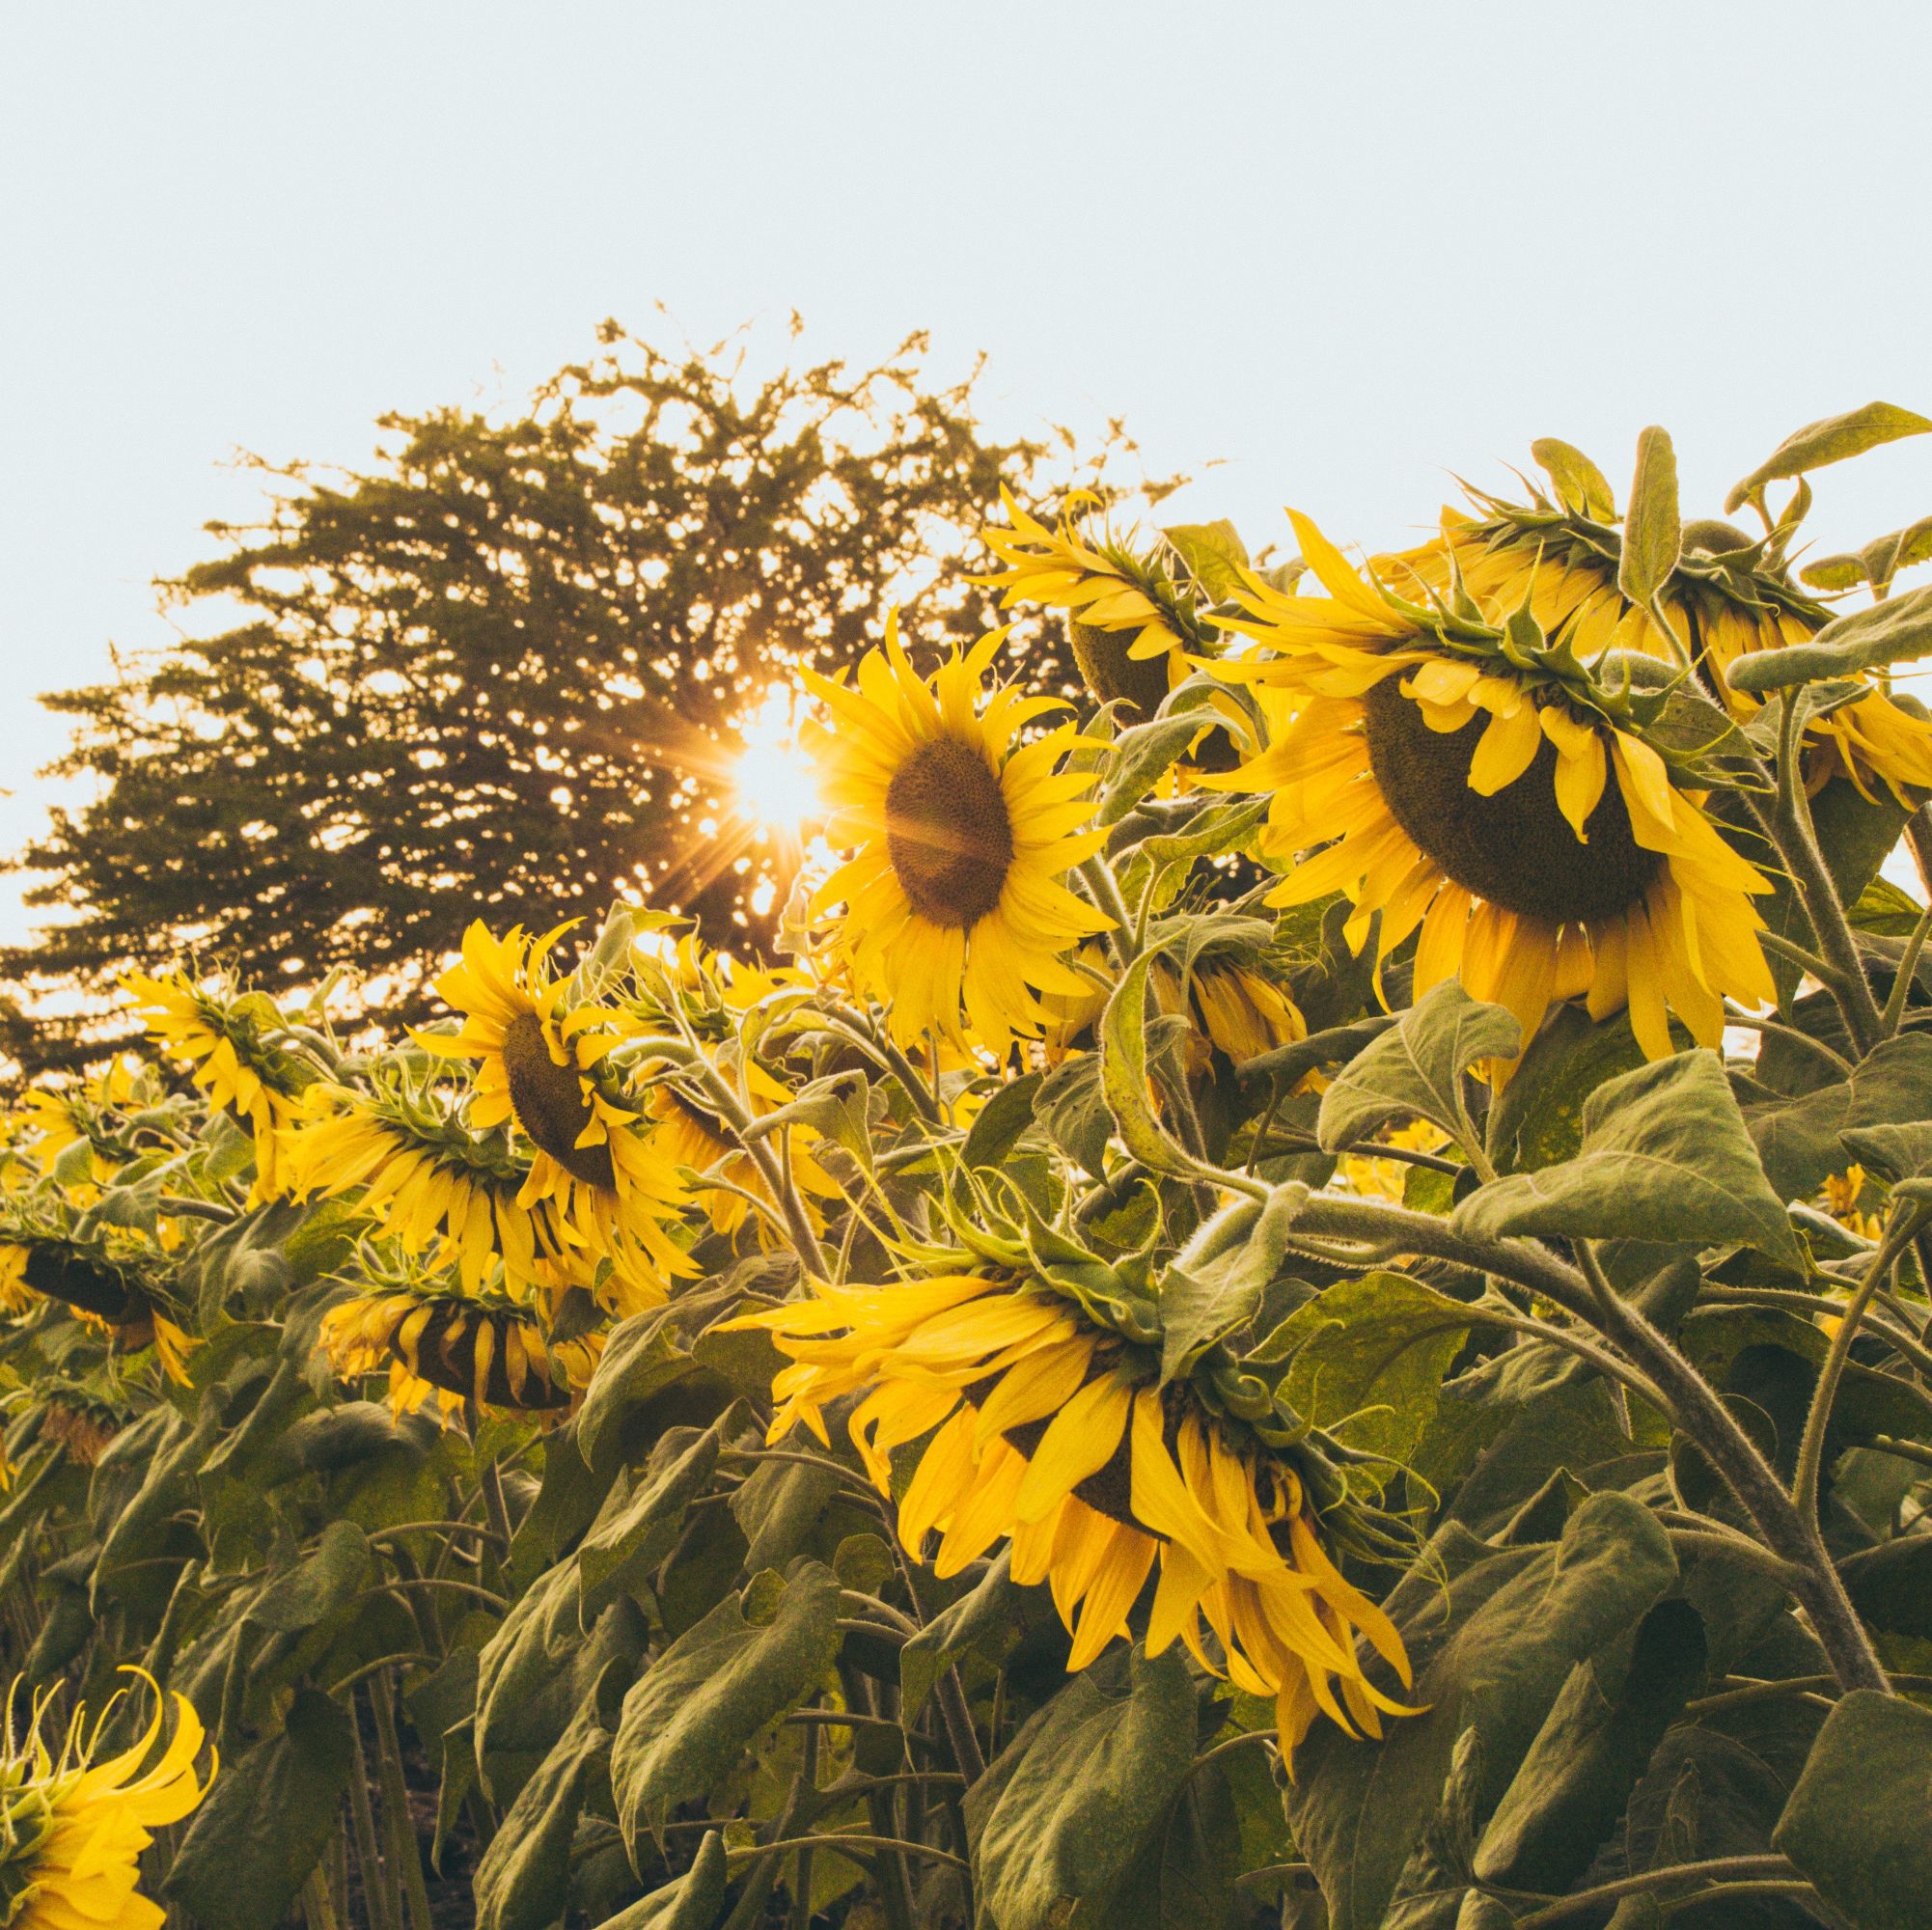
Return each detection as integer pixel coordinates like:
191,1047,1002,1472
5,402,1932,1930
3,320,1162,1079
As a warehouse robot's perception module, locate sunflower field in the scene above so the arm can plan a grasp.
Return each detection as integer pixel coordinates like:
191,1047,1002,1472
6,403,1932,1930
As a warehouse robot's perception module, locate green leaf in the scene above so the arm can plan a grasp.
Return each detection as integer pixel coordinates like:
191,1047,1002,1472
900,1550,1024,1719
1158,1185,1306,1384
244,1521,371,1634
1726,401,1932,514
1774,1690,1932,1930
1849,874,1928,938
1099,714,1208,825
1455,1050,1802,1265
969,1647,1197,1930
1727,583,1932,693
1256,1271,1474,1466
1318,979,1519,1153
1532,438,1616,521
474,1662,621,1930
1034,1049,1114,1181
577,1315,698,1471
476,1565,649,1805
1289,1494,1677,1930
1485,1006,1650,1175
1803,516,1932,596
1838,1537,1932,1640
1163,519,1250,601
578,1420,725,1621
1474,1599,1707,1891
164,1689,356,1930
729,1451,842,1574
960,1070,1044,1171
1619,426,1681,606
1100,950,1228,1187
611,1558,841,1849
593,1831,729,1930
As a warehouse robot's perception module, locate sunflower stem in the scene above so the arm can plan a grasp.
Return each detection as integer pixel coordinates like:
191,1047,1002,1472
345,1709,400,1930
1749,693,1884,1053
1792,1204,1926,1525
681,1050,829,1276
1879,896,1932,1036
1078,855,1134,963
370,1675,434,1930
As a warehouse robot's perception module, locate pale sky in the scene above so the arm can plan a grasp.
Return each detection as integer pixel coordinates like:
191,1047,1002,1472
5,1,1931,951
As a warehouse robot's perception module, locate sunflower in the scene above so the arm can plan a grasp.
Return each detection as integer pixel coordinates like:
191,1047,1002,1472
803,616,1113,1053
979,489,1210,723
319,1285,600,1418
724,1267,1415,1754
0,1244,32,1316
124,971,308,1198
279,1083,587,1302
1208,511,1777,1062
0,1668,213,1930
1386,499,1932,805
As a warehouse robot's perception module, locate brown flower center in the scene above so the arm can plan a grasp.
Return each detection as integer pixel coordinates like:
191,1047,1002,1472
1360,678,1663,925
394,1302,568,1411
501,1010,616,1190
884,737,1015,929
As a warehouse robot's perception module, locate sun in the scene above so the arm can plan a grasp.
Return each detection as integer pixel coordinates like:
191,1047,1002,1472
732,684,821,831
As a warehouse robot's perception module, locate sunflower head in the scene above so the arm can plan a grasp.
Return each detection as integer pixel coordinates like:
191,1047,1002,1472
724,1234,1418,1754
1212,510,1777,1061
803,613,1113,1051
0,1667,212,1930
1382,466,1932,804
320,1282,599,1419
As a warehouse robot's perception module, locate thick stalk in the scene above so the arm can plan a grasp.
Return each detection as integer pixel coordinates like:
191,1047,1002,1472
685,1054,829,1276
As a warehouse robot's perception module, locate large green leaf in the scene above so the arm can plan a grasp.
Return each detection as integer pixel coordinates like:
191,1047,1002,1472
611,1558,841,1849
969,1647,1197,1930
577,1420,725,1621
474,1661,622,1930
1485,1006,1651,1174
1728,583,1932,693
1288,1494,1677,1930
1255,1271,1474,1465
1317,980,1518,1153
1473,1599,1707,1891
1774,1690,1932,1930
1725,401,1932,514
243,1521,371,1634
164,1689,355,1930
1158,1185,1307,1384
1619,426,1681,605
900,1550,1025,1720
1456,1050,1801,1264
730,1451,841,1574
476,1563,649,1804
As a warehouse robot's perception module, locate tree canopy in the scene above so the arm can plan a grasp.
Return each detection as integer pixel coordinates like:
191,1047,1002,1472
4,318,1157,1075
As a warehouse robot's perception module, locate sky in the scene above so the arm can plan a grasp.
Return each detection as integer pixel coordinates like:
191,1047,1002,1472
4,1,1931,952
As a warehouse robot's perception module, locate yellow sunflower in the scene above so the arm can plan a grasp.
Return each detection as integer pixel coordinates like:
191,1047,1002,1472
980,488,1204,723
0,1668,213,1930
804,615,1113,1052
319,1286,600,1419
414,922,695,1306
123,971,307,1198
1386,502,1932,805
0,1244,32,1316
1209,511,1777,1062
724,1269,1415,1755
279,1084,585,1302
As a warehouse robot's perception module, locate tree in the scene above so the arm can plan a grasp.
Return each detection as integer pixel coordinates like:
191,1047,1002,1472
4,317,1163,1075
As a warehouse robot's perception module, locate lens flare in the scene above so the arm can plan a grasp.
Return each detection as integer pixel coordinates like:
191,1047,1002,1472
733,685,821,831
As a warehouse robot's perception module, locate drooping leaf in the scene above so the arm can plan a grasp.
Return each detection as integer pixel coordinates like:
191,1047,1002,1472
1317,980,1519,1153
1727,584,1932,693
243,1520,371,1634
1288,1494,1677,1930
1725,401,1932,515
611,1558,841,1850
578,1420,725,1621
1774,1690,1932,1930
1456,1050,1802,1264
1159,1185,1306,1384
164,1689,356,1930
474,1662,621,1930
592,1831,730,1930
900,1550,1025,1720
1484,1004,1650,1174
969,1646,1197,1930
